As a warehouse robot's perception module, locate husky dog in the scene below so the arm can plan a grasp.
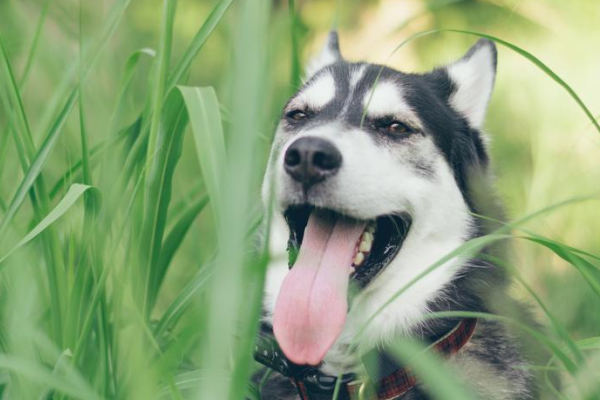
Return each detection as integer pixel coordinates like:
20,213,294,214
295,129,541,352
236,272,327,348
257,32,536,400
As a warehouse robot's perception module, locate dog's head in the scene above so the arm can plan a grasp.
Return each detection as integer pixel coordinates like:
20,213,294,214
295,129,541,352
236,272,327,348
263,32,497,368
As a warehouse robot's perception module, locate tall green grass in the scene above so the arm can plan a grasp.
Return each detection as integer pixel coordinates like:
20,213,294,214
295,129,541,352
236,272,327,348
0,0,599,399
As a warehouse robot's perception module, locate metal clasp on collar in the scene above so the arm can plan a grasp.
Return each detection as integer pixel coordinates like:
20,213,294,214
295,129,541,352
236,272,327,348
347,377,376,400
358,378,373,400
302,371,354,393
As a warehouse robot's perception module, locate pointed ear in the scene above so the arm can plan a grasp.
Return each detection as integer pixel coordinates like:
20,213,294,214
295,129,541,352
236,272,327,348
305,31,343,79
446,39,497,129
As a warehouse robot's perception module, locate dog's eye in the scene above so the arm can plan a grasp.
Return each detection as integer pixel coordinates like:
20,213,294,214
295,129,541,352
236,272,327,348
285,109,309,122
375,119,413,136
387,122,411,134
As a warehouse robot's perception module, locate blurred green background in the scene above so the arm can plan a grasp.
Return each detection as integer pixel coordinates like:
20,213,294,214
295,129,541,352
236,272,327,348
0,0,599,398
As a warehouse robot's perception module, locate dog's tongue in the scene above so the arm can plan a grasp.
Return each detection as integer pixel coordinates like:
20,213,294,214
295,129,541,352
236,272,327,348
273,210,366,365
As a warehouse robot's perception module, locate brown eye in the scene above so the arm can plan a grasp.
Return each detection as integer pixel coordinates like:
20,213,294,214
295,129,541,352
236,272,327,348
388,122,409,134
374,118,413,136
286,110,308,122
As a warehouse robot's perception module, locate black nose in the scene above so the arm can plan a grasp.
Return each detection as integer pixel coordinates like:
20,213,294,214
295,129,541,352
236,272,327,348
284,137,342,189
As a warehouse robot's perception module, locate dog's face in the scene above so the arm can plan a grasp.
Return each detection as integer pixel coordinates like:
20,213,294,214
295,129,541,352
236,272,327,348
263,33,497,370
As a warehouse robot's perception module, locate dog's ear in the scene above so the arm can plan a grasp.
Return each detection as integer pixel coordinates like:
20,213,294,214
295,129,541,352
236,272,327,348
446,39,497,129
305,31,343,79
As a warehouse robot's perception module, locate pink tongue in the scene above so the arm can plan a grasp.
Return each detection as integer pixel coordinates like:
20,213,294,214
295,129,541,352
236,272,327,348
273,210,366,365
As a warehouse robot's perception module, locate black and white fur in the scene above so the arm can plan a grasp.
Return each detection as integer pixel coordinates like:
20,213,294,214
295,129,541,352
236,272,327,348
260,32,537,399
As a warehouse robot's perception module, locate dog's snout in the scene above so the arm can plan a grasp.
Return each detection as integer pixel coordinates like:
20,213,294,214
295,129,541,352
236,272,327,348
284,137,342,189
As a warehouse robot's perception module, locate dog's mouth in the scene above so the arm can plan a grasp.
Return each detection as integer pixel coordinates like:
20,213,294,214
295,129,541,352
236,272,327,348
284,205,411,287
272,205,411,366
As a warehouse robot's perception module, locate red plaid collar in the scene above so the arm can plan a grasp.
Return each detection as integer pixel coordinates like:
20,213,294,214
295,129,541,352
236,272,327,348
293,318,478,400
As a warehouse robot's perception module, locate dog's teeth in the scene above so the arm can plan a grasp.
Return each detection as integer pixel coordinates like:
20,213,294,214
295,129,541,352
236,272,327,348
359,240,371,253
362,232,373,243
353,252,365,266
366,222,376,233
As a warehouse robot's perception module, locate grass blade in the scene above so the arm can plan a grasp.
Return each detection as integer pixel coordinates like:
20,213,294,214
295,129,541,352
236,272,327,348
167,0,235,89
154,209,262,340
108,48,156,135
154,260,216,338
367,29,600,136
37,0,132,140
0,33,36,163
0,355,101,400
387,339,478,400
0,184,93,267
442,29,600,135
140,88,188,315
157,193,209,285
197,0,271,399
49,118,141,199
484,254,585,364
0,89,78,245
178,86,226,222
145,0,178,183
523,236,600,299
19,0,55,88
104,0,231,215
78,0,92,190
289,0,302,89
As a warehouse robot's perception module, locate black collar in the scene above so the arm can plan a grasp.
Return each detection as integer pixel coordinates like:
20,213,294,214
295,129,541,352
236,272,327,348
254,318,478,400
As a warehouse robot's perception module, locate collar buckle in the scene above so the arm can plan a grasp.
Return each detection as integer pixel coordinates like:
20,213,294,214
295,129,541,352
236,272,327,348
300,371,354,393
357,378,373,400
